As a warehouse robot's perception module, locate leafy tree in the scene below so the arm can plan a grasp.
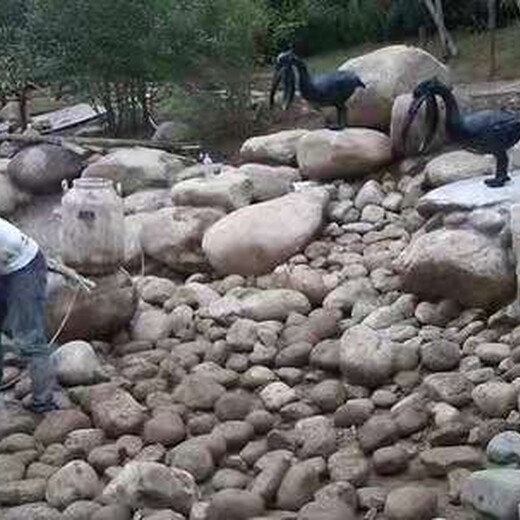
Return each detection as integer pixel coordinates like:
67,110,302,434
28,0,193,135
0,0,40,129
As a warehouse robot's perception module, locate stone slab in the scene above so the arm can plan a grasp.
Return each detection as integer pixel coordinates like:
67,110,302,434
418,170,520,217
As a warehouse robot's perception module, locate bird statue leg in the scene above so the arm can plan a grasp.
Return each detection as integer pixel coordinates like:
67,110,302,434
336,104,347,129
485,151,511,188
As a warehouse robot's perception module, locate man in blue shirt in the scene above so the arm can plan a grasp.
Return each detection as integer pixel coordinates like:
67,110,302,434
0,217,57,413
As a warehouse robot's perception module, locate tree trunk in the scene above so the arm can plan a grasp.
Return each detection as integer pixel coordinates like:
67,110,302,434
422,0,458,60
488,0,497,79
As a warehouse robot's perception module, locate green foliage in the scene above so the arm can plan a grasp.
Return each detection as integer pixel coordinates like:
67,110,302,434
0,0,40,126
161,0,269,142
27,0,192,135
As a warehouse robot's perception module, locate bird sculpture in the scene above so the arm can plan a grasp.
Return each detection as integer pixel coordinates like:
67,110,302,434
269,50,365,128
402,77,520,188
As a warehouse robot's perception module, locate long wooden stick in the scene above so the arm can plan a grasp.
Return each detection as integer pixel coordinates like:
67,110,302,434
422,0,458,58
0,133,200,161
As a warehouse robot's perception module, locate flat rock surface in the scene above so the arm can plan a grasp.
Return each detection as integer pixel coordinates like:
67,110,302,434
418,170,520,216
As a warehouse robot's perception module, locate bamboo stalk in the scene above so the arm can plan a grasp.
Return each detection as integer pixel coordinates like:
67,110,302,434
422,0,458,59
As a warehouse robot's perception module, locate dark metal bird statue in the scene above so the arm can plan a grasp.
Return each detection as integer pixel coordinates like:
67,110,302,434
269,50,366,128
402,78,520,188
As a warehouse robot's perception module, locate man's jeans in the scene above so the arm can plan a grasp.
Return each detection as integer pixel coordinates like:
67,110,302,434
0,251,55,410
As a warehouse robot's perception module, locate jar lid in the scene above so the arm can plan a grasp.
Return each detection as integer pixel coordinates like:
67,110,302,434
72,177,113,189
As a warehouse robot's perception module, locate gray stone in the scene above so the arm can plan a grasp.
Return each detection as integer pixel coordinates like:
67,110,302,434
89,385,146,437
420,340,461,372
297,129,392,181
358,415,399,453
171,174,253,212
2,503,63,520
297,499,355,520
0,454,26,483
34,410,92,446
240,129,308,166
212,468,249,491
424,150,494,188
143,412,186,447
260,383,297,411
277,459,323,511
101,462,198,515
397,228,515,309
309,380,347,413
423,373,473,407
8,144,83,194
486,431,520,465
141,206,225,274
328,445,369,486
204,288,311,323
340,325,394,389
202,189,328,276
52,340,104,386
461,469,520,520
82,147,184,195
206,489,264,520
235,163,299,202
172,375,225,411
418,171,520,217
476,342,512,365
334,399,374,427
0,479,46,506
339,45,449,129
384,486,438,520
295,416,337,459
63,500,101,520
472,381,517,418
169,442,214,483
420,446,483,476
45,461,100,510
373,445,409,476
213,421,255,451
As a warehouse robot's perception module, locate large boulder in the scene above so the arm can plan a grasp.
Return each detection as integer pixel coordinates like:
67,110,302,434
461,469,520,520
233,164,300,201
45,271,138,343
240,130,308,166
101,461,198,515
141,206,225,273
424,151,495,188
390,93,446,157
0,171,30,216
297,128,392,181
7,144,83,194
202,288,311,323
202,189,328,276
171,174,254,212
52,340,105,386
82,147,185,195
124,212,157,267
397,229,515,309
123,189,172,215
417,172,520,217
340,324,394,388
339,45,450,129
45,461,100,510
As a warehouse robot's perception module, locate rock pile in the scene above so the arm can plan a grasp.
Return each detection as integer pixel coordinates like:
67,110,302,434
3,44,520,520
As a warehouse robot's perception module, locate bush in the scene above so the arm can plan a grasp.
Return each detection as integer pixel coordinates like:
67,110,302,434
28,0,191,135
160,0,269,142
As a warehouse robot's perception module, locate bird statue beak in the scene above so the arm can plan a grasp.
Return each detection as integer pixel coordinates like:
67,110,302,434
401,95,426,148
359,80,366,89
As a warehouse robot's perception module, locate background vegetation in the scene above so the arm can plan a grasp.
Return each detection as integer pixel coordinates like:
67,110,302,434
1,0,519,143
